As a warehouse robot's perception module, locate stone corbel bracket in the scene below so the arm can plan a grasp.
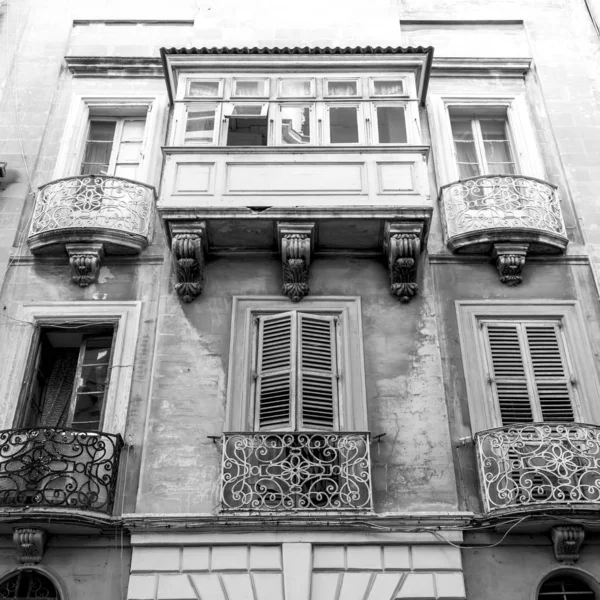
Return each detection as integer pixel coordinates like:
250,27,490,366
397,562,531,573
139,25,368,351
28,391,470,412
13,528,47,564
551,526,585,564
277,222,315,303
169,222,207,303
383,222,424,303
66,243,105,287
492,242,529,286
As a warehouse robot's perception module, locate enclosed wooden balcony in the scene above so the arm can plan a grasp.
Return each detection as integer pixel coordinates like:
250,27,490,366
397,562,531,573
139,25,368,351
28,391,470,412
0,428,123,515
439,175,568,284
475,423,600,515
221,431,372,512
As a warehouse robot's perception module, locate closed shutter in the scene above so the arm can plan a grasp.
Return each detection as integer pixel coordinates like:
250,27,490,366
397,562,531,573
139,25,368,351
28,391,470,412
483,320,576,425
298,314,338,429
255,312,296,430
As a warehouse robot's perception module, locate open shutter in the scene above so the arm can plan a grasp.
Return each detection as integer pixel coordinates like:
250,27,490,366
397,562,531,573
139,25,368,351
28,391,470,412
523,324,574,422
255,312,296,430
484,323,534,424
297,314,338,430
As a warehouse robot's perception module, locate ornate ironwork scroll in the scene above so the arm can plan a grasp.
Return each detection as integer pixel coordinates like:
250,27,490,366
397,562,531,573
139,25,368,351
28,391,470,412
441,175,567,241
0,570,59,600
221,432,372,511
475,423,600,514
29,175,154,240
278,223,314,303
0,428,123,514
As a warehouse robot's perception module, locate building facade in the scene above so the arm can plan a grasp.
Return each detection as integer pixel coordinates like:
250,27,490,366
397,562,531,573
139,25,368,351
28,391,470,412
1,0,600,599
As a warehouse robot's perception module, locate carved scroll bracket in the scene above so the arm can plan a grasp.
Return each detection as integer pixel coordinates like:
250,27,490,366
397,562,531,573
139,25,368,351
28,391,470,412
277,222,315,303
169,222,207,303
551,526,585,564
492,242,529,286
66,243,105,287
13,528,47,564
383,222,424,303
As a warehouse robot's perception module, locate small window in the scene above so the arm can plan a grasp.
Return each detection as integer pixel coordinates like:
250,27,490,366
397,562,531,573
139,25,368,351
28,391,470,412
375,105,408,143
232,79,269,98
328,105,360,144
80,117,145,179
539,575,595,599
20,327,115,432
279,78,314,97
450,109,516,178
184,104,218,144
0,571,60,600
326,80,358,97
280,105,312,144
188,80,222,98
372,79,404,96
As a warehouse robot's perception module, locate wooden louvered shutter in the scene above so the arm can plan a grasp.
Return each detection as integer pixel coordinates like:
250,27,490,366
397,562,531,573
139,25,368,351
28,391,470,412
523,324,574,422
255,312,296,430
297,314,338,430
483,321,576,425
485,323,534,424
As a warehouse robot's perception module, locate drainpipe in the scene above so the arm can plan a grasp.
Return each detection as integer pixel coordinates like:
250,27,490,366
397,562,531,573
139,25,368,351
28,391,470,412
584,0,600,38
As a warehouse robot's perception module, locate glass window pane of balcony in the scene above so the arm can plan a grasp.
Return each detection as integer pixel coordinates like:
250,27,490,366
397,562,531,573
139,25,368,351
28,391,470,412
450,118,480,178
281,106,311,144
481,118,516,174
189,80,221,97
185,105,217,144
329,107,358,143
280,79,313,97
373,79,404,95
327,80,358,96
80,120,116,175
376,106,407,143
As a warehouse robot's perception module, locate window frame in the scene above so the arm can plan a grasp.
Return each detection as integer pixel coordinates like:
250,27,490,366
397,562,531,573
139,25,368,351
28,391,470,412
225,297,367,432
276,103,316,146
428,93,546,186
0,302,141,436
456,301,600,433
186,78,224,99
370,102,410,145
324,78,361,98
277,77,316,98
231,77,270,99
181,102,222,145
53,95,166,185
324,102,364,145
369,77,407,98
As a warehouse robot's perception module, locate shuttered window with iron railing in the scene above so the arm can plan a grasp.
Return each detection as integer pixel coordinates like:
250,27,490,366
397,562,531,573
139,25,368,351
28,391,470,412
253,311,340,432
481,320,579,425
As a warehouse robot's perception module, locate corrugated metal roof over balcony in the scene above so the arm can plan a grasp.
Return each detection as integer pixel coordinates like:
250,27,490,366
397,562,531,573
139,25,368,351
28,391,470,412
160,44,434,105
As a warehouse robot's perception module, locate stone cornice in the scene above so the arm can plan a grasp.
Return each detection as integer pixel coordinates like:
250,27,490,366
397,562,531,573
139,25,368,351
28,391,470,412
431,57,531,77
65,56,163,77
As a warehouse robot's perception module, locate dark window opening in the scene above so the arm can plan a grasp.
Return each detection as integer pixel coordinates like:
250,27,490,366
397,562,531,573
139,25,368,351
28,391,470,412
21,326,115,432
226,117,268,146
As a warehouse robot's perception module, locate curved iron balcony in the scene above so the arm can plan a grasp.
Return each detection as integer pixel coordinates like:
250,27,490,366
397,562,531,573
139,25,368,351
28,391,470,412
439,175,568,284
221,432,372,512
27,175,156,286
475,423,600,515
0,428,123,515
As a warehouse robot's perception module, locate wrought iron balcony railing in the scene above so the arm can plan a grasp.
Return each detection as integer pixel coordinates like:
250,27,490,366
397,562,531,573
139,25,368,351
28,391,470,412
28,175,155,255
476,423,600,514
221,432,372,512
439,175,568,254
0,428,123,514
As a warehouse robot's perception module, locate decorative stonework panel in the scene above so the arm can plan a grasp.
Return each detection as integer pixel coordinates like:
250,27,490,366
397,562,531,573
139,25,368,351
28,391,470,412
128,543,466,600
